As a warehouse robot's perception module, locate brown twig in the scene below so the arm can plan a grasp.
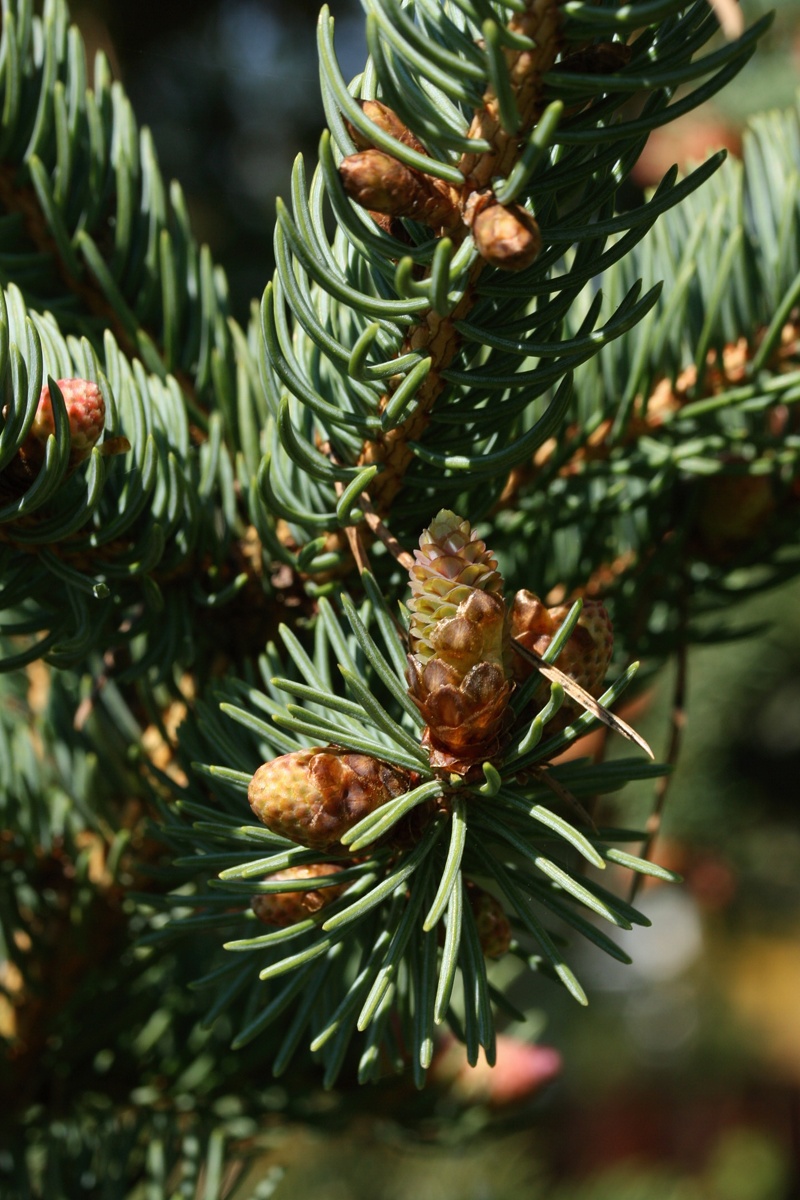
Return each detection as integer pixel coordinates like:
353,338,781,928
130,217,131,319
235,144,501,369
356,0,563,515
359,494,415,571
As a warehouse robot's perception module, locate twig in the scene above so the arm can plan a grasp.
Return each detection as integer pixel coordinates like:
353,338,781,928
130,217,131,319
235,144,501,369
359,495,415,570
333,480,371,574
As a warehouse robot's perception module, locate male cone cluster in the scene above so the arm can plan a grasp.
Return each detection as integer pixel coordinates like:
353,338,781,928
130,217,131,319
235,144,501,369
251,864,348,928
509,590,614,720
245,511,615,956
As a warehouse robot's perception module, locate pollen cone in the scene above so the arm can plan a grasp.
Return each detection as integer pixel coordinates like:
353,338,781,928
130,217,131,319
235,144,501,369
249,747,417,850
406,510,513,774
251,864,348,928
510,591,614,720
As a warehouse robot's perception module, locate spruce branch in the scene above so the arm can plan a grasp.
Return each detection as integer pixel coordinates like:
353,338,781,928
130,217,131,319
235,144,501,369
494,97,800,661
353,0,563,514
163,512,668,1084
0,0,244,419
264,0,769,582
6,0,800,1189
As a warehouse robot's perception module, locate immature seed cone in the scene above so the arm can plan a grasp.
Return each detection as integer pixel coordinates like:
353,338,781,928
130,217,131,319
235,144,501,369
469,884,512,958
510,591,614,717
34,378,105,459
407,510,513,774
248,747,417,850
464,191,541,272
251,863,348,928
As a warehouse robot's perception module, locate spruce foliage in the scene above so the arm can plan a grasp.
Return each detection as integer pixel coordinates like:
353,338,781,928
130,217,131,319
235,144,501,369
1,0,798,1195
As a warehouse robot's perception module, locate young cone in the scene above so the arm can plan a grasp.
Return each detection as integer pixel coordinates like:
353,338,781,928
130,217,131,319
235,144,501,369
248,747,418,850
406,510,513,774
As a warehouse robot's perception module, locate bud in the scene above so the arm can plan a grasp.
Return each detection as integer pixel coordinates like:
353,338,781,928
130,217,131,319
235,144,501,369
464,191,541,272
340,150,462,233
406,510,513,774
347,100,429,158
469,883,512,958
251,863,348,928
248,746,418,850
510,591,614,716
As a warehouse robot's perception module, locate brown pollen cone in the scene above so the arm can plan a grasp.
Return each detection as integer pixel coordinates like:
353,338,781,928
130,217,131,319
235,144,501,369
510,590,614,719
251,863,348,928
248,746,418,850
406,510,513,775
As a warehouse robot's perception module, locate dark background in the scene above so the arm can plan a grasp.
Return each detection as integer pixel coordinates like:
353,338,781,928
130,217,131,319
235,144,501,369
72,0,365,316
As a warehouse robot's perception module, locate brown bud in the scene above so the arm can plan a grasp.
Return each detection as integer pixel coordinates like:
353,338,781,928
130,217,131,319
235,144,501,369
251,863,348,928
249,746,418,850
340,150,462,233
464,191,541,272
347,100,429,158
409,656,513,772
